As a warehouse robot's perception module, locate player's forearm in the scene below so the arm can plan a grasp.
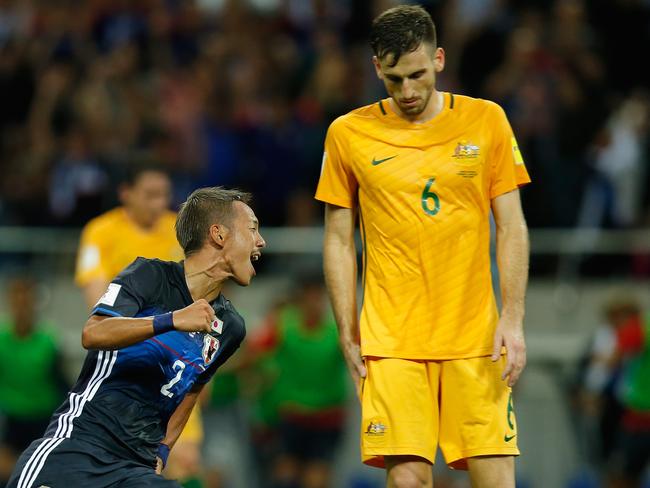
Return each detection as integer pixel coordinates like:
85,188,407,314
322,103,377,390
323,227,359,343
161,388,200,449
81,315,157,350
496,220,529,322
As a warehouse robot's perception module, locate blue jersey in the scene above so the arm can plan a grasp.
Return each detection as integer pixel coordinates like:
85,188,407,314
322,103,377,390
43,258,245,465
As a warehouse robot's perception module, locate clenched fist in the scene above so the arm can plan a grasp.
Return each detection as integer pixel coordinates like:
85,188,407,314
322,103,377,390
172,299,215,333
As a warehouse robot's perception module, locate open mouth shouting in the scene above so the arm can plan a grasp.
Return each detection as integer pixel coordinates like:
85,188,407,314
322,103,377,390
250,251,262,274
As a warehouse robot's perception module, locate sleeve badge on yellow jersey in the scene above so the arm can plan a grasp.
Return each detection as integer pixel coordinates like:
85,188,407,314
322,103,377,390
511,137,524,165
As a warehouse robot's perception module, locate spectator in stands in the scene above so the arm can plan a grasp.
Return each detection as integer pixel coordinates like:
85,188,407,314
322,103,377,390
1,0,648,232
577,92,649,230
0,276,67,488
248,273,348,488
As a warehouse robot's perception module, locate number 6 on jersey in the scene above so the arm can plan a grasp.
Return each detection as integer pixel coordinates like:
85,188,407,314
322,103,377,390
421,177,440,216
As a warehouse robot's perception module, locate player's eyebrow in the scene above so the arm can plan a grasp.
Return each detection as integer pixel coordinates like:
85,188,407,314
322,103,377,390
386,69,426,81
408,69,426,78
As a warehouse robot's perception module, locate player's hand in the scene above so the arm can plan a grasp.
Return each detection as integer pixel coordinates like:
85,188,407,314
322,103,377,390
341,340,366,400
491,316,526,387
155,456,163,474
172,299,215,333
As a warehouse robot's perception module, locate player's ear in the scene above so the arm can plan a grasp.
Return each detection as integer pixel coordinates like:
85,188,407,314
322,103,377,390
433,47,445,73
372,56,384,80
209,224,227,249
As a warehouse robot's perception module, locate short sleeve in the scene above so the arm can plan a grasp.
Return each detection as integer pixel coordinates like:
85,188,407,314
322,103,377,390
75,222,111,287
488,104,531,199
315,118,358,208
91,258,159,318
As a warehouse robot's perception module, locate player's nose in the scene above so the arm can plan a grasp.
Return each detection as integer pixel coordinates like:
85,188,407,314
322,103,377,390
402,79,415,98
257,232,266,249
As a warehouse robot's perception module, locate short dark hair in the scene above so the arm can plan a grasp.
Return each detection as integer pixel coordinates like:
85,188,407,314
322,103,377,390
176,187,252,256
122,162,169,187
370,5,437,67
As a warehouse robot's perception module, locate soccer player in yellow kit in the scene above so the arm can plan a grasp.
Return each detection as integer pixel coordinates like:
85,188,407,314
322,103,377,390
316,6,530,488
75,167,182,306
75,165,204,486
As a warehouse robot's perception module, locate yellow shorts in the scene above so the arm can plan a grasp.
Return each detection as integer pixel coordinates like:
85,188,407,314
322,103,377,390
360,356,519,470
177,405,203,444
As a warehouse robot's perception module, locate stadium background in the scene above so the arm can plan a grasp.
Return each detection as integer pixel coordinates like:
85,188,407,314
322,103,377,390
0,0,649,487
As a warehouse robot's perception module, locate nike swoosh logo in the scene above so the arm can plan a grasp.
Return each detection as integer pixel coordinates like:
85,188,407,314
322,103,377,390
504,434,516,442
372,156,397,166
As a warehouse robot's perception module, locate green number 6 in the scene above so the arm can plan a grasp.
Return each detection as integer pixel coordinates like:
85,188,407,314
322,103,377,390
421,177,440,216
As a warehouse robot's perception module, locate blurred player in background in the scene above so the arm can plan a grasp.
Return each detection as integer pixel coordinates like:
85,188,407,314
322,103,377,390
8,187,265,488
74,164,204,487
75,164,181,306
0,276,67,488
248,272,347,488
316,5,530,488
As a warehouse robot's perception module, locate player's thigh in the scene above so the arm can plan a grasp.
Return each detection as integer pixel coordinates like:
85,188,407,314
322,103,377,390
385,456,433,488
361,358,440,468
7,438,125,488
438,355,519,470
6,437,70,488
467,455,515,488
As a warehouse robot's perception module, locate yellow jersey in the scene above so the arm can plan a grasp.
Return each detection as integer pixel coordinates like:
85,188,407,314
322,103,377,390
75,207,182,287
316,93,530,360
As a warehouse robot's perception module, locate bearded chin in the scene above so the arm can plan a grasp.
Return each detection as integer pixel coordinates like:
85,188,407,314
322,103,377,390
404,103,425,115
412,89,434,115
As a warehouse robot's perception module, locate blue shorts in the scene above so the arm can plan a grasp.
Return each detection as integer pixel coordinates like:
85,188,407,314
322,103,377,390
7,437,181,488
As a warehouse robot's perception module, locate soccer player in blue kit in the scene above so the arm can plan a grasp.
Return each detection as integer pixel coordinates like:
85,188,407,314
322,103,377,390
8,187,265,488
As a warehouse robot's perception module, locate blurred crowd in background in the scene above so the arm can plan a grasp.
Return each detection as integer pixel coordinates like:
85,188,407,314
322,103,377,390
0,0,649,230
1,0,650,487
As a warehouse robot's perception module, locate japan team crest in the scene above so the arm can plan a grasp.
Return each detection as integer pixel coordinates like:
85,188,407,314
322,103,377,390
202,335,220,365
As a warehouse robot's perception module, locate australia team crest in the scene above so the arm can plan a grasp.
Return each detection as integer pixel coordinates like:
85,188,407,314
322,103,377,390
452,140,480,159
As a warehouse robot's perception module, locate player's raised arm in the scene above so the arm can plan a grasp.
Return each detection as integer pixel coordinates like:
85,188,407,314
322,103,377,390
491,189,529,387
323,203,366,393
81,300,216,350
